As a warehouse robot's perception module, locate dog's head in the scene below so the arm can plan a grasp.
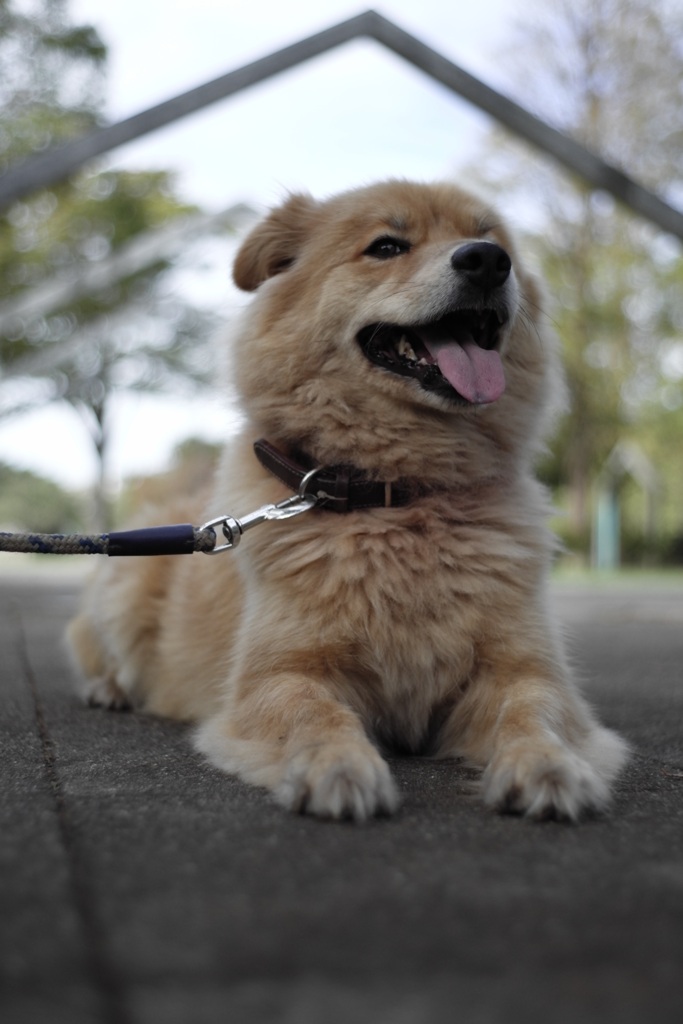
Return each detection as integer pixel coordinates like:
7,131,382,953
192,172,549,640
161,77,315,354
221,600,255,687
231,180,558,481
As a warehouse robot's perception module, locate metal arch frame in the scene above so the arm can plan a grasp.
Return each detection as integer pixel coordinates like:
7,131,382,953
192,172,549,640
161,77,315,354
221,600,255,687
0,9,681,239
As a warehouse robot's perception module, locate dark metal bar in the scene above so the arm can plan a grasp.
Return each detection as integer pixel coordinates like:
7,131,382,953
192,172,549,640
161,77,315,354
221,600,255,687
364,12,683,240
1,9,681,240
0,11,377,209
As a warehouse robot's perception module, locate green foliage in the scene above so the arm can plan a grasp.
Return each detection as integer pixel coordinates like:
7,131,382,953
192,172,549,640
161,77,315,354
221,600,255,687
537,203,683,493
0,0,106,169
0,168,215,459
1,168,195,323
635,401,683,541
0,2,226,530
0,460,85,532
476,0,683,559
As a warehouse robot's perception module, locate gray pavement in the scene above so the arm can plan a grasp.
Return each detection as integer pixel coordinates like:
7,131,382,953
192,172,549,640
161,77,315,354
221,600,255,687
1,569,682,1024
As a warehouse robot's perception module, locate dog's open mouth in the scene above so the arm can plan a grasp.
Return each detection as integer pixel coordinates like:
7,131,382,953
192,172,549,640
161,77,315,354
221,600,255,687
357,309,507,405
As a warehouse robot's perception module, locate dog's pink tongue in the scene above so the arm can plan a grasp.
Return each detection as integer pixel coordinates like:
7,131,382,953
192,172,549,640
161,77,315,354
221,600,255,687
423,336,505,405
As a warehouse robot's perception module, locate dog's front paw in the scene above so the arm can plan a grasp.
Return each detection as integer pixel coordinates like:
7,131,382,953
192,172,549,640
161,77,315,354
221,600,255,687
84,676,132,711
482,740,611,822
276,742,400,822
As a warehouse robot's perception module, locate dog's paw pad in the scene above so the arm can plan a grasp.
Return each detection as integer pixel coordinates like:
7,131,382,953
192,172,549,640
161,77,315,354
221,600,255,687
276,744,400,822
482,742,610,822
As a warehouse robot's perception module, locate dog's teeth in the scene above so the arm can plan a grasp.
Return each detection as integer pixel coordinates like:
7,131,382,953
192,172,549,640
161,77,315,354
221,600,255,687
397,335,417,362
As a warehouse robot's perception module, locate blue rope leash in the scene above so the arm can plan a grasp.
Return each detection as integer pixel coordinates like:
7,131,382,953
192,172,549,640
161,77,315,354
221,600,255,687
0,476,322,558
0,523,217,557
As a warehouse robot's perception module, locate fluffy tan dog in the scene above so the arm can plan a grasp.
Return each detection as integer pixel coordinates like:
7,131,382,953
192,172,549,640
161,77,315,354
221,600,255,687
67,179,628,821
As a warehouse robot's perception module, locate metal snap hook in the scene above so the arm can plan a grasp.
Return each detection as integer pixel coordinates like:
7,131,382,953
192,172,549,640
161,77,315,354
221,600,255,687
199,514,243,554
198,471,324,554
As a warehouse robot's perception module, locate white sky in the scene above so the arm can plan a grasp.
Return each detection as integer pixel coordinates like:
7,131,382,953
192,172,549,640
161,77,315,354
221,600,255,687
0,0,536,492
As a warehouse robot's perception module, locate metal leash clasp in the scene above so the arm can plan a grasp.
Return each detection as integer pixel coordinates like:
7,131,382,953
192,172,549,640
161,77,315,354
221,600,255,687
200,466,323,554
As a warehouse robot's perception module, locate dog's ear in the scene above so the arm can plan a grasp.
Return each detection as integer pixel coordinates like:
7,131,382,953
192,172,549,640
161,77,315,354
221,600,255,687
233,193,319,291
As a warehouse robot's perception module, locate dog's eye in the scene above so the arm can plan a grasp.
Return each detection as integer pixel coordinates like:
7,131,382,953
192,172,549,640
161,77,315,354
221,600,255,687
363,236,411,259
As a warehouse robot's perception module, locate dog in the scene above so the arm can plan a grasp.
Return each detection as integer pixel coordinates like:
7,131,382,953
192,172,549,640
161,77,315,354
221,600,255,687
67,179,628,821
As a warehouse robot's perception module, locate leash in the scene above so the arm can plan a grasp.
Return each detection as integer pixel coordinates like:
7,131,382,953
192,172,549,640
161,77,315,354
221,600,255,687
0,439,418,558
0,466,322,558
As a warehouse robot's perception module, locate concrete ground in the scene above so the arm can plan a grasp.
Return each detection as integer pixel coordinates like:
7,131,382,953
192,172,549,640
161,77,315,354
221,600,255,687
1,568,682,1024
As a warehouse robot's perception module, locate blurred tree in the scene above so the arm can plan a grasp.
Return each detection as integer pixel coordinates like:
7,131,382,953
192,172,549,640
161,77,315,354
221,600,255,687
0,459,85,532
474,0,683,550
0,167,219,529
0,3,226,530
0,0,106,169
118,437,221,525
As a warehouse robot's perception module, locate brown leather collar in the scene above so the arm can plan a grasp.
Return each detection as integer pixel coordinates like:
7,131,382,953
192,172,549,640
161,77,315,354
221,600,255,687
254,439,416,513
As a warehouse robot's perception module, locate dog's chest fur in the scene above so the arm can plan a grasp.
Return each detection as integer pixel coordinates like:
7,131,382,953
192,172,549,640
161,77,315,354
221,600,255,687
240,490,545,750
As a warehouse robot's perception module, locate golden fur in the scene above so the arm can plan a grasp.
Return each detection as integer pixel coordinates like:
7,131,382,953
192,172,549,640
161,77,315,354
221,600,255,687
67,180,628,821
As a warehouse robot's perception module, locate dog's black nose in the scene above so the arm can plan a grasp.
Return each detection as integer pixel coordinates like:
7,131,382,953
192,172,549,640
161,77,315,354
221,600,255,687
451,242,511,290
